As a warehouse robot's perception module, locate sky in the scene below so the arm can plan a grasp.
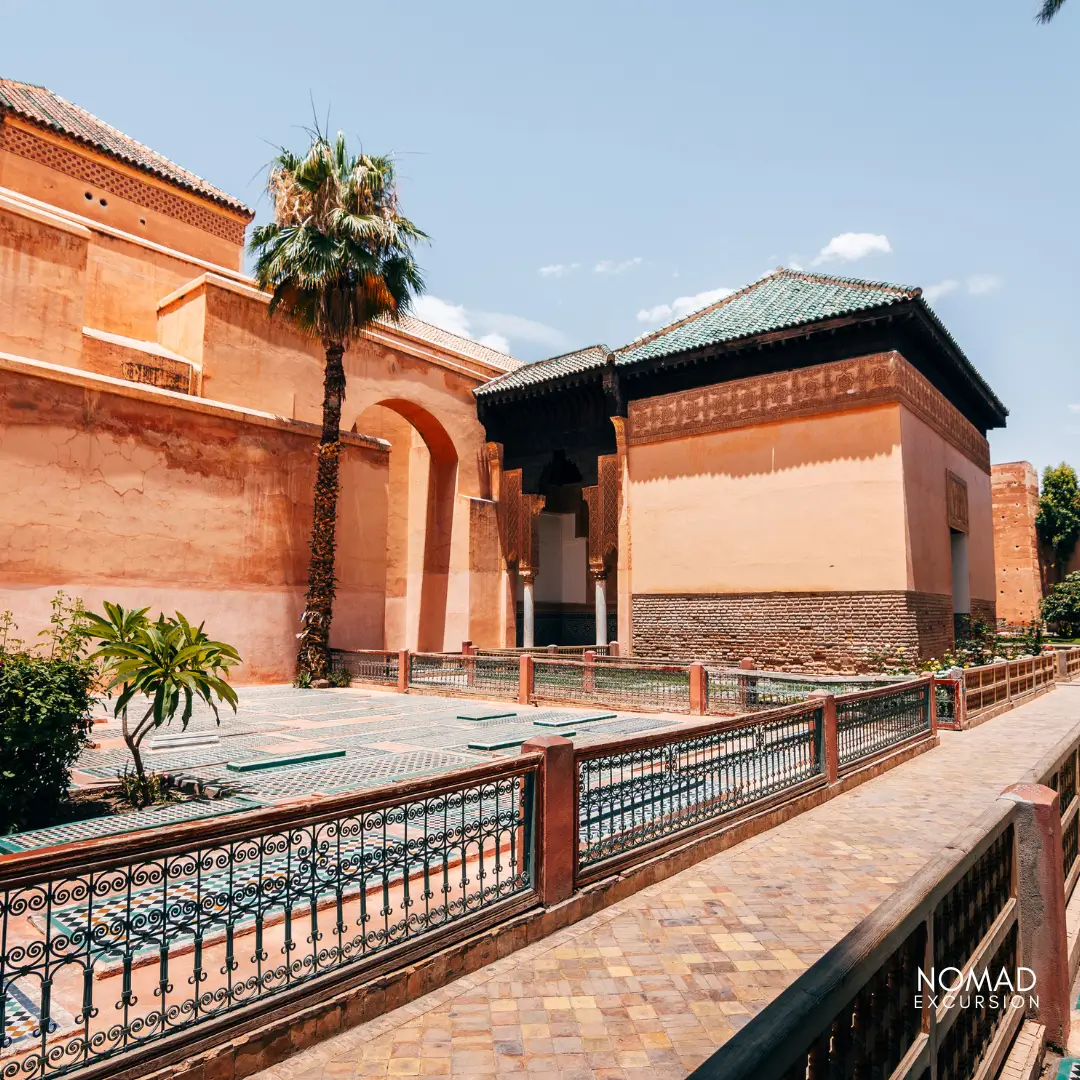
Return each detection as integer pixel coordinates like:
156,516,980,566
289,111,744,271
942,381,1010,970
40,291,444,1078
1,0,1077,470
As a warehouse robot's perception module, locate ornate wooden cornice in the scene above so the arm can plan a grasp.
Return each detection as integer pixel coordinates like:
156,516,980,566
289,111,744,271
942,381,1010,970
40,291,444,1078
626,351,990,472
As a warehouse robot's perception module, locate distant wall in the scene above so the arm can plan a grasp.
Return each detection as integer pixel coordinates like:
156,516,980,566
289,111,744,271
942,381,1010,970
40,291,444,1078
0,359,389,683
992,462,1044,624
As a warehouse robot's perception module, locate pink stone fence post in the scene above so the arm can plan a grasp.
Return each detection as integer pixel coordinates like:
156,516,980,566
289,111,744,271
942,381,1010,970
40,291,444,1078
520,735,575,906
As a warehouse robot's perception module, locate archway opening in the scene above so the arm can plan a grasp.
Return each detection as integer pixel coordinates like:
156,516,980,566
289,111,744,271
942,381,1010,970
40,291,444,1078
354,400,458,652
516,451,602,646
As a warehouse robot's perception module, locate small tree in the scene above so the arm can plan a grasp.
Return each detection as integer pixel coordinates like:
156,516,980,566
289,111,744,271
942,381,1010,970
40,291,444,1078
1036,463,1080,583
1041,572,1080,638
87,605,240,805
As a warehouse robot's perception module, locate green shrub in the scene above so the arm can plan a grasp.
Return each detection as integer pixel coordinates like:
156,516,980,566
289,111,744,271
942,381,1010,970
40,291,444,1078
0,598,96,833
1042,572,1080,637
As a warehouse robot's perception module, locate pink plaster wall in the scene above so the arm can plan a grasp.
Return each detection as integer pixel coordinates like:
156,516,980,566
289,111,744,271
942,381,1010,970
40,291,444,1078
0,364,389,683
627,404,908,595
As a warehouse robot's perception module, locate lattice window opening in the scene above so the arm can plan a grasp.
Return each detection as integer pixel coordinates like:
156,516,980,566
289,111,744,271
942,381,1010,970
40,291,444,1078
790,923,926,1080
577,707,823,870
935,922,1018,1080
0,773,535,1076
932,826,1014,974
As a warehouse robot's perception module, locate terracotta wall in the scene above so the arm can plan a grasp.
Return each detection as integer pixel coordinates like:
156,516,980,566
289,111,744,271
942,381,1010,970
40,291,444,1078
898,405,995,611
0,120,246,269
0,361,389,683
627,403,909,595
992,462,1044,624
0,195,88,366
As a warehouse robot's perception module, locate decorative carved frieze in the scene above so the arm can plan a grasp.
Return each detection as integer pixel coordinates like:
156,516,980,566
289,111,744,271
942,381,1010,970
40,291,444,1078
0,124,247,245
946,471,970,533
627,351,991,472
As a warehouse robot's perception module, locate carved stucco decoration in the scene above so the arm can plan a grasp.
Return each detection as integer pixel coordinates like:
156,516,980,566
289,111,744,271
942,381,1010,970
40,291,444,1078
946,471,970,533
494,466,545,571
627,351,991,472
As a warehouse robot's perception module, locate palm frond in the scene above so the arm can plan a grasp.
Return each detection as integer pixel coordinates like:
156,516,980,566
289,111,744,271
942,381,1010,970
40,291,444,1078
1037,0,1067,22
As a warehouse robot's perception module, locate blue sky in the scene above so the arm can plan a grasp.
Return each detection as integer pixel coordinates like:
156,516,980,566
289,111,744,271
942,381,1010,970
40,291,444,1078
2,0,1077,469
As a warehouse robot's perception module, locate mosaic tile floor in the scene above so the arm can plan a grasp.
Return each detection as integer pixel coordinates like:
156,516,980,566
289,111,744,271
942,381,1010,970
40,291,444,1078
247,686,1080,1080
51,687,685,853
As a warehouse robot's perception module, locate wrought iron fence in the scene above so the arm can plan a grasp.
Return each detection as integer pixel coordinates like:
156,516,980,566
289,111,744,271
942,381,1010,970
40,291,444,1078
329,649,399,686
476,645,610,657
533,658,690,713
688,805,1018,1080
705,669,893,715
407,654,519,699
0,759,538,1078
1040,741,1080,897
576,702,824,874
935,679,959,728
835,680,932,767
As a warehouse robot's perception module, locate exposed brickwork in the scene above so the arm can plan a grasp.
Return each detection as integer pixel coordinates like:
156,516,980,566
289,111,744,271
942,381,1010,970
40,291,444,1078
971,597,998,627
992,462,1044,625
631,590,956,671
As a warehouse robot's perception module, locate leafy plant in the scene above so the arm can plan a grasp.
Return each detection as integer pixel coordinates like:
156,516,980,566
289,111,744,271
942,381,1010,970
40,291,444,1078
86,604,241,807
327,667,351,688
0,598,96,833
293,668,313,689
250,129,426,677
1041,573,1080,638
1036,463,1080,583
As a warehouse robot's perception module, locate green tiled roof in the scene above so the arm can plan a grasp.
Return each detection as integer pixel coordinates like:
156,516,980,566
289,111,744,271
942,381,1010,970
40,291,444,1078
475,344,610,396
0,79,253,217
618,269,918,365
475,269,1005,425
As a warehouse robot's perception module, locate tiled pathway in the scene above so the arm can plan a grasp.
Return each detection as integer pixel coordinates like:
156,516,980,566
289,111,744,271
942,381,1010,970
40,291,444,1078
251,687,1080,1080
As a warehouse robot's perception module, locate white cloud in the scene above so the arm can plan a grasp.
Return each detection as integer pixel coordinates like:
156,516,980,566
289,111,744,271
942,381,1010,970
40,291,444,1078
538,263,579,278
967,274,1001,296
472,311,568,349
595,256,643,275
923,279,960,303
411,295,565,354
637,286,735,325
411,295,471,338
812,232,892,266
1068,404,1080,414
477,332,511,354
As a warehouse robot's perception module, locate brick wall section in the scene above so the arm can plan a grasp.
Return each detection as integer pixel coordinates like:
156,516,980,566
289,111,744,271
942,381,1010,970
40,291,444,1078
632,590,956,672
992,462,1044,625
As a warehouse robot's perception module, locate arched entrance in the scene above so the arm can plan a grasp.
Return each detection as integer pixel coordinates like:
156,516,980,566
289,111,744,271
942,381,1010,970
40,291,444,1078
354,399,458,652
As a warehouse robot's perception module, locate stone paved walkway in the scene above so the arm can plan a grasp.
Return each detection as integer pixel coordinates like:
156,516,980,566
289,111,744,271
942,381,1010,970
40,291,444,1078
252,687,1080,1080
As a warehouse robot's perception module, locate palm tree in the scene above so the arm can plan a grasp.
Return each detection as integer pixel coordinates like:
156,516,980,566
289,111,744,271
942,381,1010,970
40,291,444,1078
250,133,426,676
1037,0,1067,20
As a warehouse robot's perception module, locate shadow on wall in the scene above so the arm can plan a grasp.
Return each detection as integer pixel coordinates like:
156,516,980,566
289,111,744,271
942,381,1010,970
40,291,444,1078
628,405,901,485
353,400,459,653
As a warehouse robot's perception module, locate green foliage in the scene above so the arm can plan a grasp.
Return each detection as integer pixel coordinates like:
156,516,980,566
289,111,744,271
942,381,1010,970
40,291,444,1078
293,668,313,689
1036,463,1080,581
1037,0,1067,22
117,768,171,810
250,131,426,349
327,667,351,688
0,594,96,833
1041,572,1080,637
86,603,241,804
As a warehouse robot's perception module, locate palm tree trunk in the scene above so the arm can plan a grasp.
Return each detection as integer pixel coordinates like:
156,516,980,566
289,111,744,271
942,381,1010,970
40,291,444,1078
298,342,347,675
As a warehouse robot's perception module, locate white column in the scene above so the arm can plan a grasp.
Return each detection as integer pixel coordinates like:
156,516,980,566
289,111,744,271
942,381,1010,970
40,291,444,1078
521,568,536,649
592,569,608,647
